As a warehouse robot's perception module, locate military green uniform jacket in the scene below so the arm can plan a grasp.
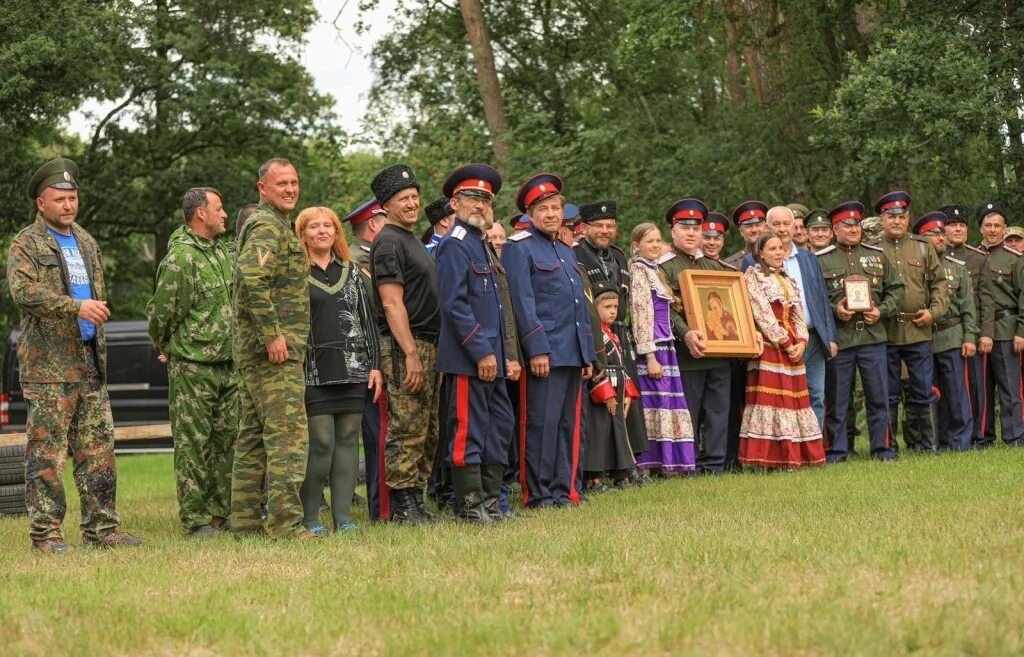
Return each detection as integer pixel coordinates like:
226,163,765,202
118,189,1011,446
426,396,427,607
7,215,108,383
978,241,1024,341
948,243,987,324
932,254,978,354
232,202,310,363
817,242,904,349
657,248,731,371
880,234,948,345
723,247,750,269
147,225,234,363
486,241,522,366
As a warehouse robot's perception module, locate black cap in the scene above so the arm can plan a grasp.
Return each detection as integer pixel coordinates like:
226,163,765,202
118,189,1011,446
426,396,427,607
579,200,617,223
424,197,454,225
976,201,1007,224
371,164,420,206
591,278,618,301
938,204,968,225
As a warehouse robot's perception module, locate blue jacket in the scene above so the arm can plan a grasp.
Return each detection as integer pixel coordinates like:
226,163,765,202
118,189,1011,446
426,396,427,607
435,220,507,376
741,246,837,355
501,225,596,368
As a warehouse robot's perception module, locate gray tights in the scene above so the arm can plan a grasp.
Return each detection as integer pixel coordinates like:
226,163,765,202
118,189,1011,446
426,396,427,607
300,412,361,529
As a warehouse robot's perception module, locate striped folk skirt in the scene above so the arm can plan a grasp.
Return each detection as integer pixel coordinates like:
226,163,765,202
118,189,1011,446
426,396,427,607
739,343,825,469
634,340,695,472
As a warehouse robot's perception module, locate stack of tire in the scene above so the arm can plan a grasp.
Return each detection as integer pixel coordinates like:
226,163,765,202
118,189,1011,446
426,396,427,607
1,444,28,516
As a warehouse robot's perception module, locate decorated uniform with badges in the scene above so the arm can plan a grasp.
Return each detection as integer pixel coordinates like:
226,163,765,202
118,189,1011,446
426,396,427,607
502,173,596,508
434,164,515,523
941,203,991,445
913,211,976,451
976,201,1024,447
344,199,392,521
574,200,648,456
817,201,904,462
655,198,735,474
876,191,949,453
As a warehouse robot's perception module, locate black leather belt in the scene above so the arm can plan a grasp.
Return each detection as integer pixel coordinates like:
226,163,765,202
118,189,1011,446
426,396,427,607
936,318,960,331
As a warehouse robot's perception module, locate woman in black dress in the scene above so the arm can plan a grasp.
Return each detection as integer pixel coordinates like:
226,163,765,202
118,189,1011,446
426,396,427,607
296,207,382,532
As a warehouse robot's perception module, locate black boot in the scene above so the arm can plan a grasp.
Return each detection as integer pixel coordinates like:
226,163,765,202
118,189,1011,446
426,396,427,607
480,463,508,521
412,487,437,522
903,404,921,450
888,404,902,452
450,465,493,525
911,403,939,453
389,488,424,525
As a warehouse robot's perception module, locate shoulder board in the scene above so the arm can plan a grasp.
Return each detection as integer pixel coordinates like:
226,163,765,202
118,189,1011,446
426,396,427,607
509,232,532,242
655,252,676,264
910,234,929,242
944,254,966,266
359,244,370,253
1006,245,1022,256
717,259,738,270
861,243,883,252
965,244,986,255
450,226,467,241
815,245,836,257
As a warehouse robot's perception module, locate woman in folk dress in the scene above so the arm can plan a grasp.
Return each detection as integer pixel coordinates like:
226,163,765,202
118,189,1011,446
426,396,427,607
739,232,825,469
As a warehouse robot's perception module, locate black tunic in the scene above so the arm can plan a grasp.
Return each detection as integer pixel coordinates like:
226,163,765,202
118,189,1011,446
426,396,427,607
585,325,639,474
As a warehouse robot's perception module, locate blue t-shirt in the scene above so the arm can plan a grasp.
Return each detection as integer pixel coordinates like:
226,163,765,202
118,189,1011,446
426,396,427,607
48,228,96,341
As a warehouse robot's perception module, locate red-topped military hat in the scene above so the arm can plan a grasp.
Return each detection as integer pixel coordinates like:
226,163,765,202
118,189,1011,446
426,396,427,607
443,163,502,199
874,190,911,215
731,200,769,227
508,213,531,231
665,198,708,226
342,198,385,227
828,200,865,225
516,173,563,213
702,211,730,236
913,211,946,235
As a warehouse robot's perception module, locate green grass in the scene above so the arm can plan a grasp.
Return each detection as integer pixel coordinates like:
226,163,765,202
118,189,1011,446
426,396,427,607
1,449,1023,656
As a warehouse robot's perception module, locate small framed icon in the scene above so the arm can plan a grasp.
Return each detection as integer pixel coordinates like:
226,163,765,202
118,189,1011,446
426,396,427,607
844,275,872,312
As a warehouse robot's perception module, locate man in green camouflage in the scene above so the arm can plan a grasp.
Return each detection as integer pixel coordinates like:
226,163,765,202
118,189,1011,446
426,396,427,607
7,158,141,552
147,187,238,537
231,158,315,539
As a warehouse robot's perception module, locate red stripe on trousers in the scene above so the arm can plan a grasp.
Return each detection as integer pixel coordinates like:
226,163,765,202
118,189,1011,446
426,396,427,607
453,375,470,467
963,356,972,412
981,353,989,435
518,375,529,506
377,391,391,519
568,383,582,505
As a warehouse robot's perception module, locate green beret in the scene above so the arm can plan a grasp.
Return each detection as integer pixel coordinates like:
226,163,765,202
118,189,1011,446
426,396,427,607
27,158,80,200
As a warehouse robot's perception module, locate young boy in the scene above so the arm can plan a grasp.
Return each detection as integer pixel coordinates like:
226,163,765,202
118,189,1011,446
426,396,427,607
585,284,641,491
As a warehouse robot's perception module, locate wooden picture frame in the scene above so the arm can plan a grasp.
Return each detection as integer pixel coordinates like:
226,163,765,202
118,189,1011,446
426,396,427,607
843,276,872,312
678,269,761,358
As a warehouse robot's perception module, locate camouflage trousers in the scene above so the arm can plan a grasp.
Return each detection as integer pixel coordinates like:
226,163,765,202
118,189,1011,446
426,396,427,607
230,358,308,539
23,374,119,542
168,358,238,531
381,337,440,490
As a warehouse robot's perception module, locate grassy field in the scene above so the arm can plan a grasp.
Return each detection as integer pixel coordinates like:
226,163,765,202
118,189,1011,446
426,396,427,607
1,448,1023,656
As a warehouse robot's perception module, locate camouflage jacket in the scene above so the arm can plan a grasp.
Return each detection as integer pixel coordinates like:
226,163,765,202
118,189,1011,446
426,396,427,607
7,215,108,383
232,203,310,363
147,225,234,363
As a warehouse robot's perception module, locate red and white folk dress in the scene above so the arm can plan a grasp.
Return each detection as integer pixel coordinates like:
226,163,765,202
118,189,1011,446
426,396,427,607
739,265,825,468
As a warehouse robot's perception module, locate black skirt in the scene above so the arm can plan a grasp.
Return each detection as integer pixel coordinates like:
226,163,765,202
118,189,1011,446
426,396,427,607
305,382,368,417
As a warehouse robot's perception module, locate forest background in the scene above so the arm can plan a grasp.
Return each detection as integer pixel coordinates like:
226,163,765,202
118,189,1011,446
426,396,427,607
2,0,1023,345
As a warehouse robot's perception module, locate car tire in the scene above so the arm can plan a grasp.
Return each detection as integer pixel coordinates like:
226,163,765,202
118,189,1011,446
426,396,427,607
0,482,27,516
0,444,26,485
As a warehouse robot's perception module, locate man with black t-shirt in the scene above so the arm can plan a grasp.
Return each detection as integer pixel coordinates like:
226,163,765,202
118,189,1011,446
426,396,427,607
368,164,442,523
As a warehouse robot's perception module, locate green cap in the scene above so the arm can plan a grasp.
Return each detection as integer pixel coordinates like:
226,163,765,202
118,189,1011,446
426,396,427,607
1006,226,1024,239
805,208,830,229
27,158,80,200
786,203,810,220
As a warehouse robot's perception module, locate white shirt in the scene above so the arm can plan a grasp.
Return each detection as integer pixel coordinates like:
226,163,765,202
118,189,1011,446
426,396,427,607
783,242,811,329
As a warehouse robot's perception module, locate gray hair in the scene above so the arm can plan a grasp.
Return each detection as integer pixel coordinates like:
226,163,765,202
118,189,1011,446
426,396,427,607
258,158,294,181
766,205,795,224
181,187,221,223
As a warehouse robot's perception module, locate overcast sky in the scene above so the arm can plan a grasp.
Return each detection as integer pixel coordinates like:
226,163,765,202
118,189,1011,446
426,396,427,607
64,0,394,139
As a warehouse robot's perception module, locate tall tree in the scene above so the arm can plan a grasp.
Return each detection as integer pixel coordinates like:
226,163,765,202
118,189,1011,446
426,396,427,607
458,0,512,172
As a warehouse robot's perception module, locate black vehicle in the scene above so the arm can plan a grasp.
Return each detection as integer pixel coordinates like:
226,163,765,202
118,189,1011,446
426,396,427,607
1,321,170,451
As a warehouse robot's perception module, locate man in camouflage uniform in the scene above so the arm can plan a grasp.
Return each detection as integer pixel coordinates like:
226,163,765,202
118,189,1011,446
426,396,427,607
913,211,977,451
8,158,141,552
147,187,237,536
818,201,903,462
231,158,315,539
876,191,948,453
976,201,1024,447
941,204,989,446
369,164,442,523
